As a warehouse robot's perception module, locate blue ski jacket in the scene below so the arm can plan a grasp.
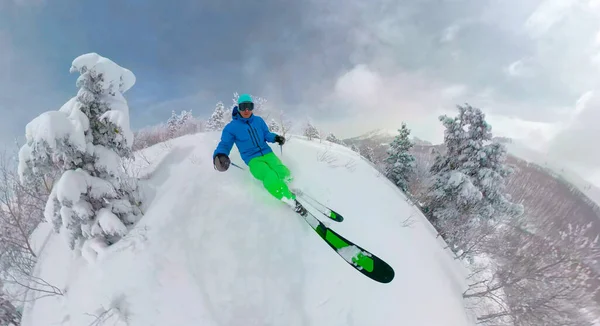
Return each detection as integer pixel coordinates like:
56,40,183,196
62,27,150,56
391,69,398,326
213,107,278,165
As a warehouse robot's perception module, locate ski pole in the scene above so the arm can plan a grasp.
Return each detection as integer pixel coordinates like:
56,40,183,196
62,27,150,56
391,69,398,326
231,162,245,170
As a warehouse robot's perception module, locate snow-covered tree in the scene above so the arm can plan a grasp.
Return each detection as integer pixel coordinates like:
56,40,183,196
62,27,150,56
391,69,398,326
350,144,360,154
206,102,227,132
169,110,199,137
268,118,280,133
363,145,377,164
303,120,320,140
426,104,523,251
18,53,143,253
167,110,179,137
385,123,416,192
179,110,192,124
326,133,344,145
178,110,203,136
0,293,20,326
464,218,599,326
302,119,321,140
277,110,292,137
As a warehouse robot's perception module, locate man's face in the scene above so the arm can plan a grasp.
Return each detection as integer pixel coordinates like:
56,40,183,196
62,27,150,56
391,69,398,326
239,104,253,118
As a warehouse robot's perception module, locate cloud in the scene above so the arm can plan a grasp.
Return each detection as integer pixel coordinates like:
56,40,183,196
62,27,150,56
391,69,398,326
547,91,600,170
441,24,461,43
2,0,600,172
505,59,534,78
441,84,468,99
525,0,577,38
312,64,475,140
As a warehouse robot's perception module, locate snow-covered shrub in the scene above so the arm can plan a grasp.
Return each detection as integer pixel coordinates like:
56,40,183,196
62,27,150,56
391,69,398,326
18,53,143,251
132,124,170,151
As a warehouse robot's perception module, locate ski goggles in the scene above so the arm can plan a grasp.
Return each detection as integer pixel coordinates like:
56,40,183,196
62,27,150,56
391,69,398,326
238,102,254,112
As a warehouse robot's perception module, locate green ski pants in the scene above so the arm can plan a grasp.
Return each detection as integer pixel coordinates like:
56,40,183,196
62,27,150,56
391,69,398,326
248,152,294,200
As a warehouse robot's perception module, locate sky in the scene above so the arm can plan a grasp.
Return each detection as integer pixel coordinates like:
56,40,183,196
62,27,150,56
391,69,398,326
2,0,600,184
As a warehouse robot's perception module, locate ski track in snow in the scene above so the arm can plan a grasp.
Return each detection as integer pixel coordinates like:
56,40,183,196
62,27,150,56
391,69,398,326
22,132,475,326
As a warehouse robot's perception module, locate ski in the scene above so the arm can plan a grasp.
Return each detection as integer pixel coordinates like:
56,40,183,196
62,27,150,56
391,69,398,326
293,201,394,284
293,189,344,222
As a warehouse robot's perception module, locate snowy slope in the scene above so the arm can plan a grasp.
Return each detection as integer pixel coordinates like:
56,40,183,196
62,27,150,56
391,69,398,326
22,132,474,326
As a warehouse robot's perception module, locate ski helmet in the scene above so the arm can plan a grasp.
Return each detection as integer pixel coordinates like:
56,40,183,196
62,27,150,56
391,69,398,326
238,93,253,104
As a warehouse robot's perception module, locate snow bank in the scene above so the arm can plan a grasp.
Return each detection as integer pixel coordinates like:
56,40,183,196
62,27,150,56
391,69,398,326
23,132,474,326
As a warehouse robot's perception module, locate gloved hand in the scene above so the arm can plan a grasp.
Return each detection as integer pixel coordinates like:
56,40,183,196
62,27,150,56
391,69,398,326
214,153,230,172
274,135,285,146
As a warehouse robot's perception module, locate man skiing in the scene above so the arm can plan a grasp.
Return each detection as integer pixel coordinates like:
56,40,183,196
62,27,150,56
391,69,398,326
213,94,306,215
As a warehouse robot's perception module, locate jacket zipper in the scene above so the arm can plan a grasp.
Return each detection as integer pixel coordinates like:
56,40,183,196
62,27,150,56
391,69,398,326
247,129,258,147
246,122,264,156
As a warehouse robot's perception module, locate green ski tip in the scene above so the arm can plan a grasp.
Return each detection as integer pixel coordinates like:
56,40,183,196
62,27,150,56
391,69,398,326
329,210,344,222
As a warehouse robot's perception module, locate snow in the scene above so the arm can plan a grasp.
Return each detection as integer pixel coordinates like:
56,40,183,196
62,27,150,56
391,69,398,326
351,128,399,141
54,170,89,204
337,245,369,270
94,145,123,176
100,95,134,147
23,111,87,152
22,132,475,326
70,53,136,93
97,208,128,236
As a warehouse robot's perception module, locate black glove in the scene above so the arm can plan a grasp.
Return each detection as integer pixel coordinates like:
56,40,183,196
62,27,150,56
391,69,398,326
214,153,230,172
274,135,285,146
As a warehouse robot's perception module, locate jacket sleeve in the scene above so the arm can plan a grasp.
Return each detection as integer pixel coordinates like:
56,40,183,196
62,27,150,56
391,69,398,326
259,117,277,143
213,126,235,158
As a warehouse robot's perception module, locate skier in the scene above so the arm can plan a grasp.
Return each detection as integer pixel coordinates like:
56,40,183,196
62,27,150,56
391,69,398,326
213,94,306,215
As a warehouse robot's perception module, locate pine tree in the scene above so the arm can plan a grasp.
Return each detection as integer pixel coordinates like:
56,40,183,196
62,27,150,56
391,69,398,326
303,120,320,140
206,102,227,132
268,118,280,133
350,144,360,154
178,110,192,126
18,53,142,252
176,110,198,136
167,110,179,137
364,145,377,164
385,123,416,192
426,104,523,250
326,133,344,145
